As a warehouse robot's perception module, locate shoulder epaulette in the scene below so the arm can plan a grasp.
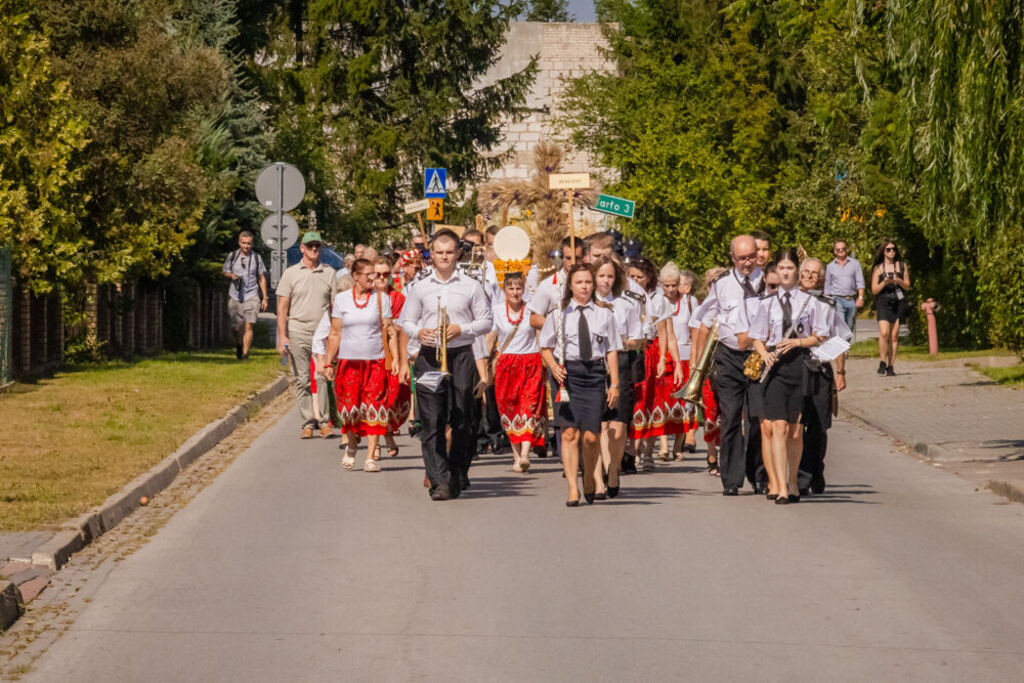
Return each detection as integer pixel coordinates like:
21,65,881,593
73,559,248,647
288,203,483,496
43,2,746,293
623,290,645,303
711,270,729,284
817,294,836,305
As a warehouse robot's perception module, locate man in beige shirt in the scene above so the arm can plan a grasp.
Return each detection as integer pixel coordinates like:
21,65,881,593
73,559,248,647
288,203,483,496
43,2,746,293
276,231,336,438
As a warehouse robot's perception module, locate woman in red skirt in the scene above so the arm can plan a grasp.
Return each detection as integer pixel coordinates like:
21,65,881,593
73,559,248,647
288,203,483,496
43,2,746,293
627,258,684,470
659,264,702,458
491,272,545,473
373,256,410,458
324,258,399,472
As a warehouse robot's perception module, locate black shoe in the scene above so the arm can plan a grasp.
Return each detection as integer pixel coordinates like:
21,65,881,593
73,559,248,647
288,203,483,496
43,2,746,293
877,361,887,375
775,495,790,505
798,487,810,497
788,494,801,503
886,364,895,376
430,486,451,501
683,443,697,454
723,485,739,496
595,491,607,501
607,485,619,498
767,493,778,501
584,492,596,504
408,422,421,438
810,476,825,495
236,343,243,360
622,454,638,475
566,497,580,507
461,474,471,490
753,481,768,495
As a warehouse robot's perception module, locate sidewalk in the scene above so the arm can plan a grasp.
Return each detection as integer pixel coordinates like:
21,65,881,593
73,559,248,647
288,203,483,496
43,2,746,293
840,355,1024,501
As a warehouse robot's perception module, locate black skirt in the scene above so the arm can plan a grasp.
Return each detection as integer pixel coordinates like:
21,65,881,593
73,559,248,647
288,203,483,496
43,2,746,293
876,289,907,324
605,350,636,424
555,360,608,435
762,348,807,423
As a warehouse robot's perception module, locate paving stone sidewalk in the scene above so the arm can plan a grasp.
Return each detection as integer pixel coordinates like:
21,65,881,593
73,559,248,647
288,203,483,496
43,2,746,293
840,355,1024,500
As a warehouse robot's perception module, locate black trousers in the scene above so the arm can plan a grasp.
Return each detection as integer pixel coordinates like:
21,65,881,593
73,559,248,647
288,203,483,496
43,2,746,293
414,345,476,493
745,386,764,488
711,345,750,489
799,364,834,490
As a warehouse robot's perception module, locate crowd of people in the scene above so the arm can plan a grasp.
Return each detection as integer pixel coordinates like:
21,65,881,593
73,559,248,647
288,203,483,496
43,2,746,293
245,225,911,506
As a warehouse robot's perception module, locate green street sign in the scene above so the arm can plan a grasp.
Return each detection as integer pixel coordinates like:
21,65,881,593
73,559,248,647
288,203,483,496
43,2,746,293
592,193,636,219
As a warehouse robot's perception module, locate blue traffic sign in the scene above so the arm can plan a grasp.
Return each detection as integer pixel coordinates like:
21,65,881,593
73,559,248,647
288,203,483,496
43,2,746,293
425,168,447,198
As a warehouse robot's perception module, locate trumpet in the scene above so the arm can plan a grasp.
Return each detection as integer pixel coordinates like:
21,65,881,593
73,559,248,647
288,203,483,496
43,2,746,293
436,297,449,374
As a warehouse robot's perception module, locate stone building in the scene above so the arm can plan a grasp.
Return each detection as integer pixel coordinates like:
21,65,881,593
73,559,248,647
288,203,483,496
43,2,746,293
481,22,615,182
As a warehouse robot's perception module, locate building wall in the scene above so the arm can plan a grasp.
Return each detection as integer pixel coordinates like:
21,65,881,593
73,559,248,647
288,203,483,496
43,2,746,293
482,22,615,182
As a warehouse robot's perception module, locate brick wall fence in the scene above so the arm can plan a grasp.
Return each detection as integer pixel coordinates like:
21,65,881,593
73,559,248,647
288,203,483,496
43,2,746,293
7,280,230,380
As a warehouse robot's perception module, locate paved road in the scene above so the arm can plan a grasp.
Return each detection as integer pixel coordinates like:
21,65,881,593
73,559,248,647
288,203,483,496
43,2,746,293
11,408,1024,681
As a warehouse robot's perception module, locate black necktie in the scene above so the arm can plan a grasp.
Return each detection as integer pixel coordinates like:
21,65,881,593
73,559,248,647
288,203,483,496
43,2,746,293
578,307,592,362
781,291,793,337
742,276,756,298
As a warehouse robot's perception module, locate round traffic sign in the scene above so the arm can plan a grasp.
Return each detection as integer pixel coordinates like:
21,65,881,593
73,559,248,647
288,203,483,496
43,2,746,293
260,213,299,250
255,162,305,212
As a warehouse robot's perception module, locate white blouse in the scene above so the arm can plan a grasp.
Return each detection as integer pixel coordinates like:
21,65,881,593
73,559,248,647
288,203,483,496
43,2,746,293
641,290,672,340
749,288,830,346
669,294,700,358
598,292,643,342
492,298,540,355
332,289,392,360
539,300,623,362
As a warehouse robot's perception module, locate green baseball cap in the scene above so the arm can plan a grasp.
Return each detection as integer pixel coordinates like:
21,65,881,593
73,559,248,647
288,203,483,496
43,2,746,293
301,231,323,245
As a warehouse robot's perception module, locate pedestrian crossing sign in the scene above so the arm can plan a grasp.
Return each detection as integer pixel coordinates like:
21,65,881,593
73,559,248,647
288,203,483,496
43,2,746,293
425,168,447,198
427,198,444,221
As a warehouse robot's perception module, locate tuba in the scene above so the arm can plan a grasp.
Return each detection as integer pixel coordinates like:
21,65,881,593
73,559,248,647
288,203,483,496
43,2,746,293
672,319,719,411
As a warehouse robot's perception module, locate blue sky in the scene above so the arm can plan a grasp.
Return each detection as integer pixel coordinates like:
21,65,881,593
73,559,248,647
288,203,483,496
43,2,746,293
568,0,597,22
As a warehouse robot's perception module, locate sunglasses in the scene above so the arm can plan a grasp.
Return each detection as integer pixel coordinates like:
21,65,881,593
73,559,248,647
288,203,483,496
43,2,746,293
885,246,896,252
372,273,388,279
305,243,322,250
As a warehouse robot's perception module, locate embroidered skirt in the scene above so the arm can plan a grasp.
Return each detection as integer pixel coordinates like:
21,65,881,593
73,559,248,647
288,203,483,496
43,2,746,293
632,340,667,438
334,358,390,436
494,352,546,447
661,358,693,435
386,374,412,433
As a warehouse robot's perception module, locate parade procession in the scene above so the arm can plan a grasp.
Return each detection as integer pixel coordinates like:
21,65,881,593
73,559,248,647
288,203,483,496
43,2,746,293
5,3,1024,679
273,156,858,509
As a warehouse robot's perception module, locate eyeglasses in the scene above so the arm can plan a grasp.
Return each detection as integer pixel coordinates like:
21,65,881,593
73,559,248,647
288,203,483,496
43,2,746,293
734,253,757,262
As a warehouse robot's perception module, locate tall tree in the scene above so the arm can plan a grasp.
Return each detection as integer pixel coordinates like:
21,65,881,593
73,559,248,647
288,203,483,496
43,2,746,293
247,0,537,245
0,0,89,293
526,0,572,21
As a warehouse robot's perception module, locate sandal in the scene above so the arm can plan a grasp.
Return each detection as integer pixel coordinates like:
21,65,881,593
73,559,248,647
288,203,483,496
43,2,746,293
342,446,357,470
706,454,719,477
364,458,381,473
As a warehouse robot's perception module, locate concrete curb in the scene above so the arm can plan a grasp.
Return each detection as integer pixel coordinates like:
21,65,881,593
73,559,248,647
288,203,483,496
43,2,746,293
30,374,290,573
0,580,23,632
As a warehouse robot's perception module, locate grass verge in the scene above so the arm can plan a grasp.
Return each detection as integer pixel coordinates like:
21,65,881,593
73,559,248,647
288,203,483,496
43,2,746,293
973,363,1024,387
848,339,1015,361
0,349,283,531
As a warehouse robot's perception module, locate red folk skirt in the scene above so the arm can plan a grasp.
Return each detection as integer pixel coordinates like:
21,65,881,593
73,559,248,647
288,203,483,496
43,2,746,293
701,378,720,445
333,358,389,436
632,340,666,439
387,374,411,433
661,358,692,435
494,352,546,447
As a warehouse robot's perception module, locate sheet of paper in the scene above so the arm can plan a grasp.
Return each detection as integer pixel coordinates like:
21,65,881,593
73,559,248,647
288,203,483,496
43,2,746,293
811,336,850,362
416,370,448,393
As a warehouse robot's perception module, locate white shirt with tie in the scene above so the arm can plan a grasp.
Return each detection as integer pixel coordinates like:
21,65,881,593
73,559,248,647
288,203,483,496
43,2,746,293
749,287,830,346
598,292,643,343
539,300,622,362
398,270,493,349
695,268,763,350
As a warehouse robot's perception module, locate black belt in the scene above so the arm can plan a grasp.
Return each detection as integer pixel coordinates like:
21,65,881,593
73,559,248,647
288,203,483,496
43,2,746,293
833,294,856,299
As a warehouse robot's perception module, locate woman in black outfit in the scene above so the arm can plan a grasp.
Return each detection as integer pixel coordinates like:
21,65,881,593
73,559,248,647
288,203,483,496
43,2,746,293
871,240,911,376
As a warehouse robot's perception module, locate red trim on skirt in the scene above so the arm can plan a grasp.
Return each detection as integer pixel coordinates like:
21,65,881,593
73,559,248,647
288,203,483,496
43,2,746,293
334,358,389,436
661,359,693,435
494,352,546,447
387,374,411,432
701,379,720,444
632,340,666,438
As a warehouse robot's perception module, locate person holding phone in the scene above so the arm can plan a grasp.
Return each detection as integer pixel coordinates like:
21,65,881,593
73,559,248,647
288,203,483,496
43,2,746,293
871,240,911,376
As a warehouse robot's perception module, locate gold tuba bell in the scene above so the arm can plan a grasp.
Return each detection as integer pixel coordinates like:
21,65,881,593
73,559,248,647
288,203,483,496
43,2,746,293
672,319,719,411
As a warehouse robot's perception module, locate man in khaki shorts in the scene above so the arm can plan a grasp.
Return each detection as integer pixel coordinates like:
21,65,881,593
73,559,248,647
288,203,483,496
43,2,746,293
223,231,268,359
276,231,336,438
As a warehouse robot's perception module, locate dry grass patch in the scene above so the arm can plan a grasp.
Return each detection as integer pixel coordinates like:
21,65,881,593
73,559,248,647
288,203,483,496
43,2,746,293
0,349,283,531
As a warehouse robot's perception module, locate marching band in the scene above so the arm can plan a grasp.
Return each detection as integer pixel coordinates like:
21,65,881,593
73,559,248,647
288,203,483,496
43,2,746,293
309,225,853,506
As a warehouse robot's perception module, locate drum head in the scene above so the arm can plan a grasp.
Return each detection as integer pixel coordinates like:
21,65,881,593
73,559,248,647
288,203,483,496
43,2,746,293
494,225,531,261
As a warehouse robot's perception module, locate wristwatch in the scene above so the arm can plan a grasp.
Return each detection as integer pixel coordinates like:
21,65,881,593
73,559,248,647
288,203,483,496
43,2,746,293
609,384,619,389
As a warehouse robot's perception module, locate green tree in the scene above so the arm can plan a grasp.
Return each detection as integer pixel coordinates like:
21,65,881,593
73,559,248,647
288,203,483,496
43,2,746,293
245,0,537,245
0,0,89,293
526,0,572,21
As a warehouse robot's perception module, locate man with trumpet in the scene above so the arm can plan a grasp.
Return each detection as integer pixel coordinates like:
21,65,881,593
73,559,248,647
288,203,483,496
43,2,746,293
398,229,493,501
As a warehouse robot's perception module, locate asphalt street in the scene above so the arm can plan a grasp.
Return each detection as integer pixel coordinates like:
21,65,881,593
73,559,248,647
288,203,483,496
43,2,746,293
12,407,1024,681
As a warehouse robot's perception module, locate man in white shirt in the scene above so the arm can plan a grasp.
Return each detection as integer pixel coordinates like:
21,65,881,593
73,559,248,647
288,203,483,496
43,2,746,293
398,230,493,501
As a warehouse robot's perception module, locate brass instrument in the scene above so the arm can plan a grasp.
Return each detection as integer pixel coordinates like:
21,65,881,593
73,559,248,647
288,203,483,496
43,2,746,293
744,351,765,380
436,297,449,374
672,319,719,411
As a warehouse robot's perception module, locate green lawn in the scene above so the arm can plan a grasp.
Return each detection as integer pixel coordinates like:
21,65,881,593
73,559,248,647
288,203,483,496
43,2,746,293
0,348,283,531
973,363,1024,387
848,339,1015,362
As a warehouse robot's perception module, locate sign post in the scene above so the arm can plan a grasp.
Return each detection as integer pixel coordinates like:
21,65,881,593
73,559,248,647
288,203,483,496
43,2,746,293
255,162,305,287
547,173,592,260
404,199,431,240
591,193,636,219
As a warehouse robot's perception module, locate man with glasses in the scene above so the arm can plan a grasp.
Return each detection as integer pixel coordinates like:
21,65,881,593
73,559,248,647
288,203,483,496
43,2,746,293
692,234,760,495
824,240,864,339
223,231,268,360
276,231,336,439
